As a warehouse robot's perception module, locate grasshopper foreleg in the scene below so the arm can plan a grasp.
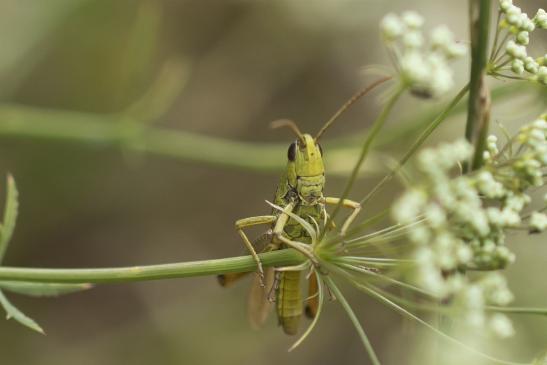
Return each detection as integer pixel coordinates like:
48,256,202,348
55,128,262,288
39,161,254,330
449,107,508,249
323,197,361,236
235,215,276,286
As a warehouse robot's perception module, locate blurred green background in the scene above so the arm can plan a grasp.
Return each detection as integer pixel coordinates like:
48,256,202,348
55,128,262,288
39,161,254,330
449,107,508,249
0,1,545,364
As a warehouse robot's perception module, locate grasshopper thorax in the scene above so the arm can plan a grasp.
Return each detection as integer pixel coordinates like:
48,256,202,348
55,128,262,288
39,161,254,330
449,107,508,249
287,134,325,205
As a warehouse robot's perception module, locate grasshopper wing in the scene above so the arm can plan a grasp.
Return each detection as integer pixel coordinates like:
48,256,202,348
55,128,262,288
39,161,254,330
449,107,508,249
248,267,275,329
217,272,249,287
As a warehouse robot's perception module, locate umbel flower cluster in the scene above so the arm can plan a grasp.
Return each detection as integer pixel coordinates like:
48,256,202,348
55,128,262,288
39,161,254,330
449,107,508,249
491,0,547,83
380,11,466,98
391,115,546,338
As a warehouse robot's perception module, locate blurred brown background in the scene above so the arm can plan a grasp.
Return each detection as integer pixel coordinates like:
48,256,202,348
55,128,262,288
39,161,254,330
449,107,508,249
0,1,545,364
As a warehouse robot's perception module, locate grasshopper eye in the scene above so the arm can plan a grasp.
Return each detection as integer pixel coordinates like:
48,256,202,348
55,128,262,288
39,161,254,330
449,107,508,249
287,142,297,161
317,143,323,156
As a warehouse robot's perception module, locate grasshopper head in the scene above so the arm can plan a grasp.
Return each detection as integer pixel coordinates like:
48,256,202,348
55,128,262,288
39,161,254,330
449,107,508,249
287,134,325,205
272,78,391,206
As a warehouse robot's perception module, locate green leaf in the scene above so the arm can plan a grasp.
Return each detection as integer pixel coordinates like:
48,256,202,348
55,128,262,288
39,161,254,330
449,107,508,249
0,174,19,262
0,281,93,297
0,290,44,334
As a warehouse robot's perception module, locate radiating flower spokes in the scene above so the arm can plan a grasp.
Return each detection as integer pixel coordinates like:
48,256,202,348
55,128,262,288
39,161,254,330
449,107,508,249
488,1,547,83
280,114,546,363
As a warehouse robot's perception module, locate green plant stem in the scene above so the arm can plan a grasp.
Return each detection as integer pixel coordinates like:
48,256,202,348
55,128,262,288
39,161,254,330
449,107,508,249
0,105,286,172
486,306,547,316
360,83,470,206
338,82,541,149
329,86,405,225
0,250,303,284
465,0,492,172
0,82,540,175
324,276,381,365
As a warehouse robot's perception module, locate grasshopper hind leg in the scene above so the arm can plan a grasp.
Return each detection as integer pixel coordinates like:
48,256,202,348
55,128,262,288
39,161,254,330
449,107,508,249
217,233,276,287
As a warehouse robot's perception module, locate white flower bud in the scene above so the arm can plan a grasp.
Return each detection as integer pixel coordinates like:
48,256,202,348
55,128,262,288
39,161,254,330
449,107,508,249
425,203,446,227
530,211,547,232
457,245,473,264
524,56,539,74
534,8,547,29
446,43,467,58
506,40,527,59
381,13,404,40
506,6,523,27
496,246,516,265
516,31,529,45
512,59,525,74
537,66,547,84
403,31,424,48
430,60,454,96
499,0,512,12
521,16,535,32
408,225,431,243
431,25,453,47
518,13,531,30
402,11,424,29
489,313,515,338
505,193,530,211
392,188,427,224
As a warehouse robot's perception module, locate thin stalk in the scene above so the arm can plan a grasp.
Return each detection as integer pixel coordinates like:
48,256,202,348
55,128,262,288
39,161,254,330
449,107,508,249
324,275,381,365
488,11,502,61
360,84,469,206
465,0,492,172
0,250,303,284
493,56,511,70
490,31,510,63
352,280,528,365
486,306,547,316
315,76,392,140
342,210,390,240
337,263,435,297
328,86,405,229
345,219,425,245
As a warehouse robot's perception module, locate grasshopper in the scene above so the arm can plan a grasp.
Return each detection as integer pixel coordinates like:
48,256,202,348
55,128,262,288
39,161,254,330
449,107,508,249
218,78,389,335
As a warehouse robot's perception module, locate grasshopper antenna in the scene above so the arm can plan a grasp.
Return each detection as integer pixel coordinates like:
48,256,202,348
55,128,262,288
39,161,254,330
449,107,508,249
314,76,392,141
271,119,306,144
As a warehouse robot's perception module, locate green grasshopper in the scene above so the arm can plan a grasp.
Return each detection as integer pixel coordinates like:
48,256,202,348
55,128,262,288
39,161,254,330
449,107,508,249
218,78,389,335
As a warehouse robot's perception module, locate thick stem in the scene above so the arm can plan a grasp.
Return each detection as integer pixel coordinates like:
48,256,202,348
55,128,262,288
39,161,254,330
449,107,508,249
465,0,492,172
0,250,303,284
